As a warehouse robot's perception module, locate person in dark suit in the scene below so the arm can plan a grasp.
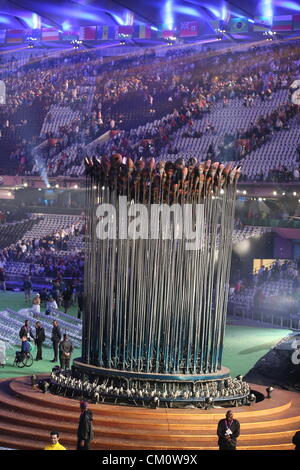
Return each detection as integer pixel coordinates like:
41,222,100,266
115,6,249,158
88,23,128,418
50,320,61,363
217,410,240,450
34,321,45,361
19,320,34,342
292,430,300,450
77,401,94,450
59,334,73,370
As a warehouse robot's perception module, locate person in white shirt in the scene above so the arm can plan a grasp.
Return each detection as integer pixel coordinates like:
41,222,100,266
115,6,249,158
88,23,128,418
45,296,58,316
21,242,27,253
32,294,41,315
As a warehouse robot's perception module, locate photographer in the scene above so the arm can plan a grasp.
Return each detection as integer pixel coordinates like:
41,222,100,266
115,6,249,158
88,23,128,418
217,410,240,451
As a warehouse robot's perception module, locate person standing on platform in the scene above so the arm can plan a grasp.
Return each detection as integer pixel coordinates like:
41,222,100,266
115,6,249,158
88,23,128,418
44,431,66,450
50,320,61,363
34,321,45,361
59,334,73,370
77,401,94,450
217,410,240,450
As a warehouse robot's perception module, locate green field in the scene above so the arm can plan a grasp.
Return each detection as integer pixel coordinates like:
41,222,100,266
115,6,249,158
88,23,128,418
0,291,288,379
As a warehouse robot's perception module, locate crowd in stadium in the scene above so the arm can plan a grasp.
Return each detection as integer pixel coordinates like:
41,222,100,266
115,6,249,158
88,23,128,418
1,40,300,180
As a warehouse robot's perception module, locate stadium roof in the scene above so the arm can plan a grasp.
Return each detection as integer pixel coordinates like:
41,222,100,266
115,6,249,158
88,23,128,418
0,1,299,30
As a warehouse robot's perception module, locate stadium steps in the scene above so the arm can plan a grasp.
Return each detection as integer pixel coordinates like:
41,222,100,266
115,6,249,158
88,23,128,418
0,376,299,450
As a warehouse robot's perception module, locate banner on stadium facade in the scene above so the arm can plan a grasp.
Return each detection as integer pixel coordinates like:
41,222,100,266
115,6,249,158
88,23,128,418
6,29,23,43
61,31,79,41
293,15,300,31
138,24,151,39
41,28,59,41
118,25,133,37
179,21,199,37
97,25,117,40
253,16,272,31
79,26,97,40
273,15,292,31
229,18,249,33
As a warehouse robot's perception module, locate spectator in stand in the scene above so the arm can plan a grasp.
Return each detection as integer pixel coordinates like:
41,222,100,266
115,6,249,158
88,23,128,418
234,279,243,293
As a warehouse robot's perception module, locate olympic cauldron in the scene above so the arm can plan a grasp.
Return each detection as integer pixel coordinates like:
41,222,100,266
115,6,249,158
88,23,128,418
70,155,250,407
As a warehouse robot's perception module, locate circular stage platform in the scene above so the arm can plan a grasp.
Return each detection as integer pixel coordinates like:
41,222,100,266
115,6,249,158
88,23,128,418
73,359,231,381
0,376,299,450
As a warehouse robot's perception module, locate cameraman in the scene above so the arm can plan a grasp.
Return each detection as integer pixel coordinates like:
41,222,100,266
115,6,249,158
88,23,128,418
217,410,240,450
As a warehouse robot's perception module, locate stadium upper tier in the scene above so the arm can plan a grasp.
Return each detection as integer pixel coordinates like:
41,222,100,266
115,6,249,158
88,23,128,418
0,40,300,182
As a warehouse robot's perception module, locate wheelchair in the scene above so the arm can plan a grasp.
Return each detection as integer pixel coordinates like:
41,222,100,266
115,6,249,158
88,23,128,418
13,350,34,368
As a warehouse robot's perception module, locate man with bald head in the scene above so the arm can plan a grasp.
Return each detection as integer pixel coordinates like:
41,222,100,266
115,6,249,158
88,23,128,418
217,410,240,450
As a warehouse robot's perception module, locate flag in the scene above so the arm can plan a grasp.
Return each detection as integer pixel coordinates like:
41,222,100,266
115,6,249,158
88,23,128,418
61,31,79,41
293,15,300,31
98,25,109,40
254,16,272,31
79,26,97,40
41,28,59,41
138,25,151,39
229,18,249,33
273,15,292,31
6,30,24,43
180,21,199,37
118,25,133,37
0,30,5,44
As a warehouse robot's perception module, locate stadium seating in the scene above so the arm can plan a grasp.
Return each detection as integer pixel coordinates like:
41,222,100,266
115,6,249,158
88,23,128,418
22,214,83,241
0,218,42,249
